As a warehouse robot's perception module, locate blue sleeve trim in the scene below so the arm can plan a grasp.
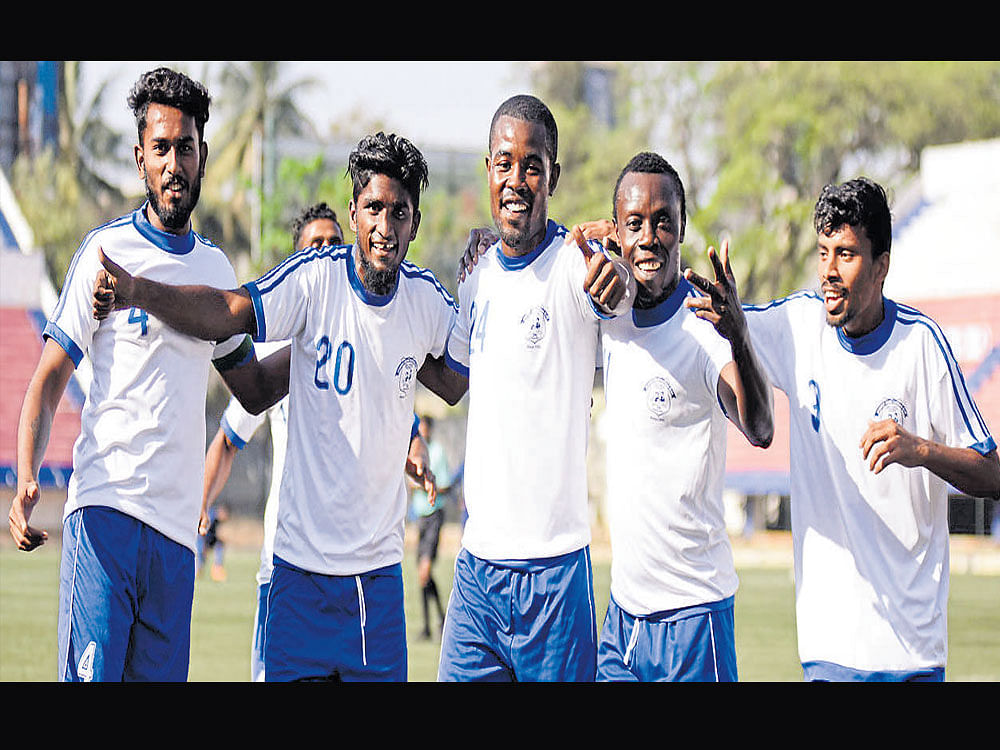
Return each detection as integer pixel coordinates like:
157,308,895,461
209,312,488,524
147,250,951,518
444,348,469,378
411,414,420,442
971,436,997,456
221,417,248,450
244,281,266,342
42,321,83,368
588,296,616,320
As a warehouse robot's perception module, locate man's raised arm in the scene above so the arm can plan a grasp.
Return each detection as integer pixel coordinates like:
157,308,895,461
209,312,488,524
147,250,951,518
93,247,256,341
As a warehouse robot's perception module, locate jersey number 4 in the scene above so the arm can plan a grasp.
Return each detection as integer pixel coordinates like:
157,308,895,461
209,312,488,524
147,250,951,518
128,307,148,336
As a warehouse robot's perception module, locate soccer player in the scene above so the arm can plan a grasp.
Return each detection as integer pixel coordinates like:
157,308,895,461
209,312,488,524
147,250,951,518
688,177,1000,681
409,414,453,641
198,202,342,681
432,94,632,682
92,132,454,681
7,67,285,682
588,152,774,681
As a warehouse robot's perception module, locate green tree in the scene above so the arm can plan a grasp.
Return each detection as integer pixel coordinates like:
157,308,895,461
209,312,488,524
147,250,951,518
254,154,354,276
633,61,1000,302
11,61,129,288
200,61,318,263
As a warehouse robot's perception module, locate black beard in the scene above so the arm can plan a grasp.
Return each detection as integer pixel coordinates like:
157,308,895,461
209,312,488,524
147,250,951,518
498,224,528,251
358,252,398,296
146,175,200,231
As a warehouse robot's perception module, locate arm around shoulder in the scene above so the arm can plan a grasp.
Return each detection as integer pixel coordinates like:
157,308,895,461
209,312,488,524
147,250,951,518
418,354,469,406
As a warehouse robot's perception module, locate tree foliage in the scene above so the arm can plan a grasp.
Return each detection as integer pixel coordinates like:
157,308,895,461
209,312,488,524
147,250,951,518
633,61,1000,302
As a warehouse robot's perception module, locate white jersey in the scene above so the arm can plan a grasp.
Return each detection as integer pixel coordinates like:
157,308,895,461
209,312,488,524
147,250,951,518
600,277,738,616
218,340,289,586
244,244,455,576
45,204,247,552
745,292,996,673
446,220,609,561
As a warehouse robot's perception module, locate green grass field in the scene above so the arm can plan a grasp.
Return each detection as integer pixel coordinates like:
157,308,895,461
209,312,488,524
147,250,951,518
2,539,998,682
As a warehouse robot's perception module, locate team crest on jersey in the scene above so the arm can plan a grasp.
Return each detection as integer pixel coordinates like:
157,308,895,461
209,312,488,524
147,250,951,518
520,305,550,348
395,356,418,399
874,397,908,425
644,377,676,420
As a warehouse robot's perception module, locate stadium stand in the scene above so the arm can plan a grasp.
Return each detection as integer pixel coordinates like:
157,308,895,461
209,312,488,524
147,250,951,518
0,168,83,490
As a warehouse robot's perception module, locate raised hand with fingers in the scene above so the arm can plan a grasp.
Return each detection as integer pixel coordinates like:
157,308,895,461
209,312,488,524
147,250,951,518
568,224,635,316
683,239,746,343
456,227,500,284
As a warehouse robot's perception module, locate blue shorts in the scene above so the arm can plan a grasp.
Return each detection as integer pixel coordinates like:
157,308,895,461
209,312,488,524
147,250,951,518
264,557,407,682
57,506,195,682
803,661,945,682
251,581,269,682
597,594,737,682
438,546,597,682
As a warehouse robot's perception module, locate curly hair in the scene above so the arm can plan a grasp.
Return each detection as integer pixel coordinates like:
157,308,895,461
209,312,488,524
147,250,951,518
128,67,211,143
489,94,558,167
291,202,341,249
348,132,429,211
813,177,892,258
612,151,686,226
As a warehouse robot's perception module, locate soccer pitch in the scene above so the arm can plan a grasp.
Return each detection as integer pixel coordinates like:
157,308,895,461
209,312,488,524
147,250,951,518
2,538,998,682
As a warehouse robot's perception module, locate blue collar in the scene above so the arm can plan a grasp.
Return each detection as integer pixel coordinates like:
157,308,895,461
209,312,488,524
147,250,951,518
632,276,691,328
347,244,398,306
132,202,196,255
837,297,896,354
495,219,561,271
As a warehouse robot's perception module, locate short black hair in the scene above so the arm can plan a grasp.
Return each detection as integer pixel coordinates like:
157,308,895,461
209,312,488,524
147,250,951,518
813,177,892,258
291,202,341,249
489,94,558,167
128,67,211,144
612,151,686,226
348,132,429,211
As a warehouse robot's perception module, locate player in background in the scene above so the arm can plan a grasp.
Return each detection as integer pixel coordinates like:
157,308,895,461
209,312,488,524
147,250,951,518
688,177,1000,681
8,67,286,682
199,202,340,680
408,414,454,640
578,152,773,681
92,132,451,681
428,94,633,682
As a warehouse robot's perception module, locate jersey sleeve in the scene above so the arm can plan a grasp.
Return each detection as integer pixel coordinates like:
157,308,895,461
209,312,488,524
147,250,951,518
445,280,472,377
744,298,796,394
220,395,268,449
426,280,458,361
699,321,734,403
927,331,997,456
43,238,103,367
243,251,312,343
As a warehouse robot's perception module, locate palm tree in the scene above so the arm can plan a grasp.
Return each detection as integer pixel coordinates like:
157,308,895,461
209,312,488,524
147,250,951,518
59,61,127,210
201,61,319,262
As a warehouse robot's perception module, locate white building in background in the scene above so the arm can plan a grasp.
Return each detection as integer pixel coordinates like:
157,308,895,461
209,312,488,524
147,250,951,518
885,138,1000,304
723,138,1000,535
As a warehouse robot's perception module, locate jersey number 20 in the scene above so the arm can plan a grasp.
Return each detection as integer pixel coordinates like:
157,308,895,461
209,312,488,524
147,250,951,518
315,336,354,395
